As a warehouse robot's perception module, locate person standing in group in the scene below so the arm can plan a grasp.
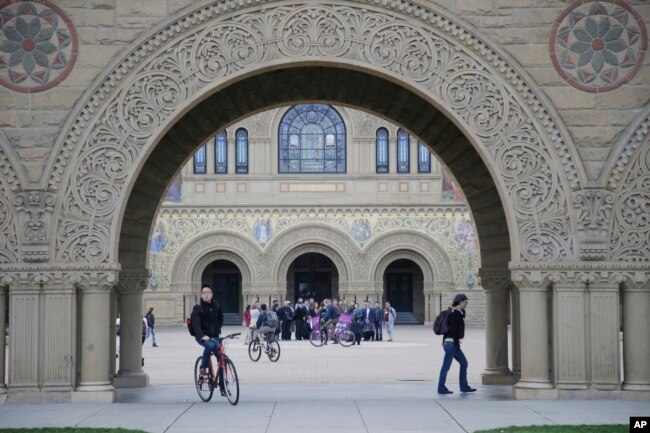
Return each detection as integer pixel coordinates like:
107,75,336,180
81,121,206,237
279,300,294,341
250,302,260,341
243,304,252,345
191,284,225,389
362,301,375,340
145,307,158,347
373,301,383,341
437,294,476,395
383,302,396,342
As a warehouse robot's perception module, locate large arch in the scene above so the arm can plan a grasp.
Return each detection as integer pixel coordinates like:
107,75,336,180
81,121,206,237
46,0,582,271
10,0,634,402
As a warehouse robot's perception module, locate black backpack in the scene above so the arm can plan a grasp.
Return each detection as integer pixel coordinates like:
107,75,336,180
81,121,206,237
432,307,452,335
186,304,203,337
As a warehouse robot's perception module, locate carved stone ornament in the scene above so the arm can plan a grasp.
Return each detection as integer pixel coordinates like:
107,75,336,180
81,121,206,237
610,141,650,262
48,0,579,266
117,269,150,294
0,190,18,264
478,268,511,291
573,189,614,260
12,191,55,262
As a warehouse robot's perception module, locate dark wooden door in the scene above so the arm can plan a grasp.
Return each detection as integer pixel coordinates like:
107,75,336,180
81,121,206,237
213,274,240,314
385,273,413,312
295,271,331,303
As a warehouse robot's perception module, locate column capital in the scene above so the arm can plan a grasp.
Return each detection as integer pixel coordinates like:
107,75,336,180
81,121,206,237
572,189,614,261
70,271,119,292
479,268,511,292
117,268,151,294
11,190,56,263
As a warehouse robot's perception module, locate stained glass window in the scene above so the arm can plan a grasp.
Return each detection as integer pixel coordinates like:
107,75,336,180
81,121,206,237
278,104,346,173
376,127,389,173
397,128,410,173
418,142,431,173
214,131,227,174
236,128,248,174
193,144,207,174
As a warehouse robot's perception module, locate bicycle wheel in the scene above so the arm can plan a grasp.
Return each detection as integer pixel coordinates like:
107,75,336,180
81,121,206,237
309,328,326,347
222,357,240,405
194,356,214,402
267,340,281,362
248,340,261,362
338,329,355,347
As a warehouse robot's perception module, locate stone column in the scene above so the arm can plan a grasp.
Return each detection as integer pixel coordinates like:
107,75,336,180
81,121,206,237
552,274,588,390
622,276,650,393
588,281,621,391
512,271,554,399
41,273,75,396
113,269,149,388
480,268,514,385
71,271,117,403
510,285,521,378
0,283,6,404
5,273,39,393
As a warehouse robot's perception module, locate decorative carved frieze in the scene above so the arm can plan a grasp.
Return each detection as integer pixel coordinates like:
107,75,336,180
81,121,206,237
478,268,511,292
49,1,577,266
117,269,151,294
573,189,614,261
12,191,55,263
0,192,18,264
610,137,650,262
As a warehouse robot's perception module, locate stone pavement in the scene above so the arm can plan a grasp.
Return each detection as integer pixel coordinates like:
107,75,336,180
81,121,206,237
1,325,648,433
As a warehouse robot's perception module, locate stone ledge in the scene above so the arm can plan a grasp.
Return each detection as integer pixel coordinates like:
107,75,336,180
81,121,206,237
71,389,116,403
113,372,149,388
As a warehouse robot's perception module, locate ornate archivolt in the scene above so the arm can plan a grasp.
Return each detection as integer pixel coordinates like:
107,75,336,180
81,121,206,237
364,230,453,285
46,0,581,267
266,223,356,283
0,134,22,265
168,230,261,290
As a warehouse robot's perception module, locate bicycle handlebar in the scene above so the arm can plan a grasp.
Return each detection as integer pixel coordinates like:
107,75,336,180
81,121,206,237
219,333,240,340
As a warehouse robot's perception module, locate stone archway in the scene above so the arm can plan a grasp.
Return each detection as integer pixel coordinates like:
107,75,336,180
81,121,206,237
266,224,355,301
4,0,618,402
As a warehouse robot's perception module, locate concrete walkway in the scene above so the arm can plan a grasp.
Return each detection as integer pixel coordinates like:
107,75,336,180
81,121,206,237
1,325,648,433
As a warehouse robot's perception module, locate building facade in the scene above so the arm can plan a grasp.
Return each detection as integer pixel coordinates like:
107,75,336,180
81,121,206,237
0,0,649,403
146,104,483,326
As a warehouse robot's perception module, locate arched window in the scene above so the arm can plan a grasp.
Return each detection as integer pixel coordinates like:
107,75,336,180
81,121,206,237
235,128,248,174
396,128,410,173
193,144,207,174
376,127,389,173
418,142,431,173
278,104,346,173
214,131,227,174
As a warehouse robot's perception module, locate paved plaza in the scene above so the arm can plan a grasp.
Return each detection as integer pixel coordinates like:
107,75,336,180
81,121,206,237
1,325,648,433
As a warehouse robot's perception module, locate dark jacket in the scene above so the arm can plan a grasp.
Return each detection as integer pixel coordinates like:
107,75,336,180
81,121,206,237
145,312,155,327
443,308,465,345
191,300,224,340
323,303,341,322
362,307,375,323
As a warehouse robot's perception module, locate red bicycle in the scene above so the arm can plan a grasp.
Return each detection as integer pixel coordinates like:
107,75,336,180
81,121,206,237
194,333,240,404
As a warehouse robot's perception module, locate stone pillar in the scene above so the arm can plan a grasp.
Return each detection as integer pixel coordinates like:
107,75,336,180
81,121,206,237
622,276,650,393
6,273,39,393
552,274,588,390
0,283,6,404
113,269,149,388
41,273,75,396
480,268,514,385
588,282,621,391
512,271,554,399
510,285,521,378
71,272,117,403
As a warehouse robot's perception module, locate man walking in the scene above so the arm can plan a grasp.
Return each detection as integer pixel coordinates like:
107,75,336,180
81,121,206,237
145,307,158,347
437,294,476,394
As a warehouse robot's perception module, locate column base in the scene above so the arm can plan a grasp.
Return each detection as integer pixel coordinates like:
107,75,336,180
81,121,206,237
481,369,518,385
0,387,6,405
514,380,556,399
622,382,650,392
72,383,116,403
113,371,149,388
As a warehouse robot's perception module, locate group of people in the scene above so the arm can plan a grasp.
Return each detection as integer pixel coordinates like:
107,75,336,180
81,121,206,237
241,297,397,344
189,283,477,395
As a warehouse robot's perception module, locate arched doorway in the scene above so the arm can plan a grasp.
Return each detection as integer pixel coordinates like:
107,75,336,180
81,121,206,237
288,253,339,303
200,259,242,322
383,259,424,324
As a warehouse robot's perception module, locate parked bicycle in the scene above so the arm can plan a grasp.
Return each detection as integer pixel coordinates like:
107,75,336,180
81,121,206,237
248,333,281,362
309,321,355,347
194,332,240,404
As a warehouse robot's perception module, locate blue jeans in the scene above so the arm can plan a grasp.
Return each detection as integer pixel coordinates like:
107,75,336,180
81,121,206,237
437,341,470,392
198,338,224,390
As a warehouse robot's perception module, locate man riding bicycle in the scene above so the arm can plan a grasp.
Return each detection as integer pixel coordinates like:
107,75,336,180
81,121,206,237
321,298,341,341
255,303,277,343
191,284,225,394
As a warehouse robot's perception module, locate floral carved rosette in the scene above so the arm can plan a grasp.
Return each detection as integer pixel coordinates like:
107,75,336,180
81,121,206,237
550,0,647,93
0,0,78,93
